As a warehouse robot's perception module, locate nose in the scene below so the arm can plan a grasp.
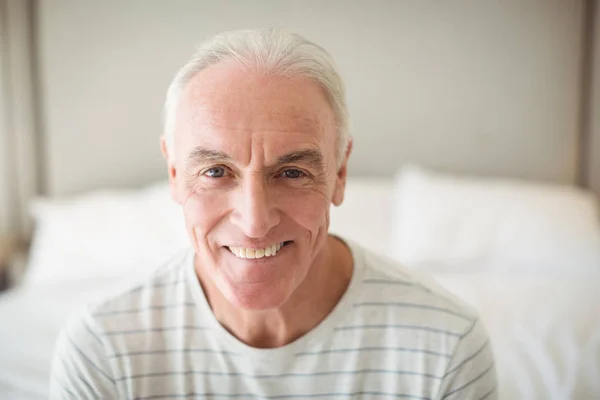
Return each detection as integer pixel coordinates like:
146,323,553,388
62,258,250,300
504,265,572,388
230,174,280,238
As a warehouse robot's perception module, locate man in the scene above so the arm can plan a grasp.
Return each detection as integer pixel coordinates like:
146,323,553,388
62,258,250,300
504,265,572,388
50,29,496,399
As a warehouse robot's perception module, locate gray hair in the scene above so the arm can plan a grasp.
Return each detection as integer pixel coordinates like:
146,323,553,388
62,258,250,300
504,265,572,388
163,28,349,166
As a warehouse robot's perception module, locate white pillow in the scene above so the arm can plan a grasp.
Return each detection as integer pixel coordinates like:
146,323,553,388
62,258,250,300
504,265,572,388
24,177,396,285
392,165,600,272
24,182,190,285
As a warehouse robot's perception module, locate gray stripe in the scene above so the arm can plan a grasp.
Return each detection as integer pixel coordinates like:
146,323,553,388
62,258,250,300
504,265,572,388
128,279,187,294
461,318,479,339
94,302,196,316
443,340,490,377
335,324,462,337
363,278,432,293
53,377,78,399
354,302,471,320
75,372,98,397
66,336,115,384
295,346,451,358
442,362,495,399
57,354,98,397
479,385,497,400
104,325,208,336
135,391,432,399
119,368,442,382
81,317,104,345
110,348,237,359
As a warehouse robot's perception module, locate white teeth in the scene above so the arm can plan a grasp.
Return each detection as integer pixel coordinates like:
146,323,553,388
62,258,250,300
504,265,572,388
229,242,287,259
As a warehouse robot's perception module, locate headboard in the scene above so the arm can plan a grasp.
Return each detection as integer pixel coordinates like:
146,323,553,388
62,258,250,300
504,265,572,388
0,0,598,237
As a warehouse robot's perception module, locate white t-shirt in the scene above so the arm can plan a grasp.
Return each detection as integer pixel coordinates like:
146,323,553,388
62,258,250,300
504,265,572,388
49,242,497,399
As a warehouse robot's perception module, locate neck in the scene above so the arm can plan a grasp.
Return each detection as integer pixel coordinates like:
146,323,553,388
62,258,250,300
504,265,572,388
197,235,353,348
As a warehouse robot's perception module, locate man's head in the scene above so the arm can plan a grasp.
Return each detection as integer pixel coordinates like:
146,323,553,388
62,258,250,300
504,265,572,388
161,28,352,311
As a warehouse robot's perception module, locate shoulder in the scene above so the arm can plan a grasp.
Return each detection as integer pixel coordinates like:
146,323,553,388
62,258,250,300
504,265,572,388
348,244,496,398
55,248,195,347
351,243,481,336
85,248,192,319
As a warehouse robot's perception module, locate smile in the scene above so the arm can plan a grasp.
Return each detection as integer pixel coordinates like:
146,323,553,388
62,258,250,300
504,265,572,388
227,242,290,259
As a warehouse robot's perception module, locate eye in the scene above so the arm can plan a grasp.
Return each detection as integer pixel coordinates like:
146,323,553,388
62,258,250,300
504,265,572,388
203,167,226,178
281,169,305,179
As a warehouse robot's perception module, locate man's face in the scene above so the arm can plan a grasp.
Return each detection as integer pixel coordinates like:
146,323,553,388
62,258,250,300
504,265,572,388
163,62,350,310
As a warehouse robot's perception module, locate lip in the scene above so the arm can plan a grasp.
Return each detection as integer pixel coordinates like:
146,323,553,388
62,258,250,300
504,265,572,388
225,240,292,249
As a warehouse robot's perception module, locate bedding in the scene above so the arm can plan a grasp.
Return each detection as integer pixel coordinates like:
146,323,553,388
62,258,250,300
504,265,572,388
1,173,599,399
392,165,600,273
24,182,188,285
1,267,598,399
430,270,600,400
0,278,122,399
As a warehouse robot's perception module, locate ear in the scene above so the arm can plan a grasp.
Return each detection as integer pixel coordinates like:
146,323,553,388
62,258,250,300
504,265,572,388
331,138,353,207
161,135,183,204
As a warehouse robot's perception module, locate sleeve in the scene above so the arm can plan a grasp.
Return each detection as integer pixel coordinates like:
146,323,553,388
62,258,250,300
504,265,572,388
48,310,120,399
434,318,498,400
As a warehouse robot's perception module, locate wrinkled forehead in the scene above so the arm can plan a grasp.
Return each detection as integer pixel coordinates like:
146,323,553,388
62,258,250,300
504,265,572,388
174,63,337,149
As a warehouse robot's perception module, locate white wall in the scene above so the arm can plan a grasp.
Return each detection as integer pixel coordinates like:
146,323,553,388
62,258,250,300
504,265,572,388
36,0,584,196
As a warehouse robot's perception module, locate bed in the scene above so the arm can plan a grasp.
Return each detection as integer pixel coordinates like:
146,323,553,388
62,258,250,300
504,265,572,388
1,2,599,398
1,167,599,399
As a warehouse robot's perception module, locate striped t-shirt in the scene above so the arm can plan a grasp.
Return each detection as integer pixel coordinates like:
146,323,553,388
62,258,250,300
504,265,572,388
49,242,497,399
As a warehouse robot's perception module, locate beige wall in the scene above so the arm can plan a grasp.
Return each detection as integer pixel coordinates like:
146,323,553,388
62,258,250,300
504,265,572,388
36,0,584,196
589,0,600,195
0,0,37,235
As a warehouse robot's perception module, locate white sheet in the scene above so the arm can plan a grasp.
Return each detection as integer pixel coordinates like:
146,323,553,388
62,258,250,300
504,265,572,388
2,176,599,399
0,279,121,399
430,271,600,400
1,270,598,399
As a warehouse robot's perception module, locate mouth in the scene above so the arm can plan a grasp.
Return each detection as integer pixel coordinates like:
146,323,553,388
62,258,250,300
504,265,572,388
227,241,292,259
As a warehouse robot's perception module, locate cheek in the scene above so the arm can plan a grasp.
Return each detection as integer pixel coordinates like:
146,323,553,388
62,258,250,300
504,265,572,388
181,191,228,242
278,189,331,232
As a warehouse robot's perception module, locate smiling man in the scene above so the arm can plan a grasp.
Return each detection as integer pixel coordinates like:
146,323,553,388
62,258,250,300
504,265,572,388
50,29,497,399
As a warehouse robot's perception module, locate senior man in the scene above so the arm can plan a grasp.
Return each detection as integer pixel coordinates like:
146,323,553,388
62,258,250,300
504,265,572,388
50,29,496,399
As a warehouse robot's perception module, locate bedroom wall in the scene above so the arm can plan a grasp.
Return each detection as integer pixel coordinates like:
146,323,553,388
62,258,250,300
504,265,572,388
36,0,584,196
0,0,38,236
589,1,600,196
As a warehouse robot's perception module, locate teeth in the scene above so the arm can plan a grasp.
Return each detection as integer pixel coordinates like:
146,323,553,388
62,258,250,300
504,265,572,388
229,242,286,259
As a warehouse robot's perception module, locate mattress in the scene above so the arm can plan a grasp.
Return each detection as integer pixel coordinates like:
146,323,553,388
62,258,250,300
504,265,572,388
1,269,599,399
0,279,120,399
431,270,600,400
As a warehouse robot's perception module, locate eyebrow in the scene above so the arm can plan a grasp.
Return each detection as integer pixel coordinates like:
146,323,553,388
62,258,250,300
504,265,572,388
186,148,234,166
274,149,325,172
186,147,325,172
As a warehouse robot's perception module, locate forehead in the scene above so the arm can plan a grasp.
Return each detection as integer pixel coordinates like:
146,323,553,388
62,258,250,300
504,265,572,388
174,62,336,152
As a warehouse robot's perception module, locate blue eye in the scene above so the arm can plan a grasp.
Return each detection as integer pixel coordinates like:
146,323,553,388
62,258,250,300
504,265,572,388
204,167,226,178
282,169,304,179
